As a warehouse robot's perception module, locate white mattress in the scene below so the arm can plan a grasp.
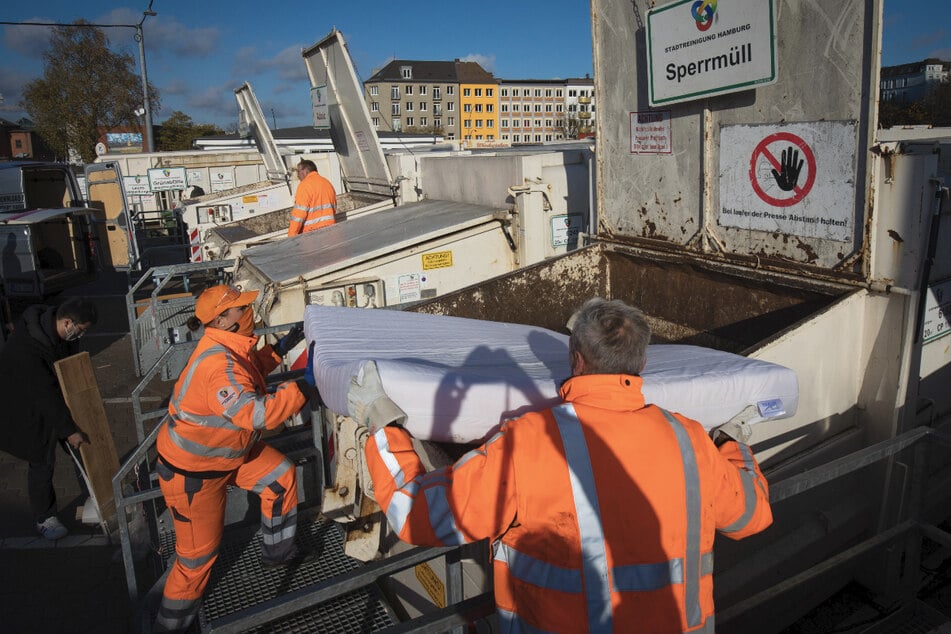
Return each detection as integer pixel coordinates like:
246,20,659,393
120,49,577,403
304,306,798,444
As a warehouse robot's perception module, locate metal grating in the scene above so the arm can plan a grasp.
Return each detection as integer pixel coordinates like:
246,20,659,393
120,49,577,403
197,515,394,631
860,600,949,633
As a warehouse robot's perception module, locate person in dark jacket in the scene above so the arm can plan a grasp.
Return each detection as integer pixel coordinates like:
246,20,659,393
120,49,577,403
0,297,98,539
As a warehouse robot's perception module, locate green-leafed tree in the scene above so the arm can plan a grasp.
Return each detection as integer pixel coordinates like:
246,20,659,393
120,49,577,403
157,111,223,151
21,21,159,164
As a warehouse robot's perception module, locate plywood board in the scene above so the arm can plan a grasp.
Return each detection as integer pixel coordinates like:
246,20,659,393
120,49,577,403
54,352,120,526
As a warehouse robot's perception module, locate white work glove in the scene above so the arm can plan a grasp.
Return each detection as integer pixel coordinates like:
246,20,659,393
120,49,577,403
347,361,407,432
710,420,753,447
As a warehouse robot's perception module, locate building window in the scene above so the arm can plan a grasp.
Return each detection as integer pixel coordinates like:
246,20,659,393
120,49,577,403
464,103,472,112
501,104,509,112
371,102,379,112
546,119,552,127
392,103,400,115
486,104,494,112
476,119,483,128
446,85,455,95
463,88,471,96
523,119,530,127
487,120,494,128
557,89,563,97
501,88,509,97
546,134,552,142
502,134,509,140
419,85,427,95
487,88,494,96
372,117,379,128
465,119,472,128
569,89,577,97
475,88,483,96
534,89,541,97
405,85,413,95
15,139,23,148
448,117,455,126
407,117,414,127
406,102,414,111
447,102,455,112
420,101,428,111
393,118,401,131
475,104,483,112
433,86,441,99
545,89,552,97
401,65,412,79
476,135,483,140
523,104,531,112
535,135,542,142
534,105,541,112
556,119,564,128
370,85,379,96
556,104,563,112
420,117,427,126
391,86,400,99
523,89,530,96
535,119,541,127
502,119,509,127
546,104,553,112
514,135,520,142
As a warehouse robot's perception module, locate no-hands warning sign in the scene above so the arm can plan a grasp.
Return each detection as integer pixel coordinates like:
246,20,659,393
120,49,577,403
719,121,856,242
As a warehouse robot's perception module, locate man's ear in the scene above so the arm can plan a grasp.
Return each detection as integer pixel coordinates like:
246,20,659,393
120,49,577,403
571,350,586,376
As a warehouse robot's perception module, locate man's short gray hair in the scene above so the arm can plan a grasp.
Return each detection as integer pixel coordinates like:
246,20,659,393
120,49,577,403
569,298,651,375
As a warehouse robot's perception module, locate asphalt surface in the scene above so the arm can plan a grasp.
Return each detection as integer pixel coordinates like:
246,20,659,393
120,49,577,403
0,272,170,633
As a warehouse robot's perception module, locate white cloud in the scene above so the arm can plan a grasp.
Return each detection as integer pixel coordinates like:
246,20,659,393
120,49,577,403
96,7,220,58
3,21,53,57
460,53,497,74
232,45,309,82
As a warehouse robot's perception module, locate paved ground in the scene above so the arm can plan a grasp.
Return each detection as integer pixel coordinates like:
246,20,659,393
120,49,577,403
0,274,171,633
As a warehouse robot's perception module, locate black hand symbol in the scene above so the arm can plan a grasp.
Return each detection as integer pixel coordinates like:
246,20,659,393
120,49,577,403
771,146,804,192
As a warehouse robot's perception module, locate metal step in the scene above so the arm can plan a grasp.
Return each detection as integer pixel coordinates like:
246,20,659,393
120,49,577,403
859,599,949,633
155,515,396,633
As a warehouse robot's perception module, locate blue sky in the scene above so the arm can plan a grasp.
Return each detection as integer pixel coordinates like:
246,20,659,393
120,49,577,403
0,1,948,130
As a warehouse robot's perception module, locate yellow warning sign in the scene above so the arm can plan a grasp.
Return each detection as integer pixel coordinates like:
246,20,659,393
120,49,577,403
422,250,453,270
414,562,446,608
242,195,259,203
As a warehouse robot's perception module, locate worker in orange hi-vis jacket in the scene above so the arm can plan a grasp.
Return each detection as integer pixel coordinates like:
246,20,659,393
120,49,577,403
288,159,337,236
362,297,773,634
153,284,316,633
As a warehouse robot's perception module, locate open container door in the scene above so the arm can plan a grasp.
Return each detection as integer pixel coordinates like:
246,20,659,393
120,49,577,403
234,82,290,185
302,29,394,199
84,161,138,269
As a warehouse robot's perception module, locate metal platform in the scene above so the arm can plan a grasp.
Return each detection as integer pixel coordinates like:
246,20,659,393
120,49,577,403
198,517,395,632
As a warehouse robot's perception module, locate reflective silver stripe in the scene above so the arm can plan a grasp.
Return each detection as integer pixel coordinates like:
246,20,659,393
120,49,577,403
155,596,199,631
660,409,703,628
693,615,716,633
177,547,218,569
422,471,467,545
552,404,612,633
173,409,244,431
721,443,761,534
497,607,550,634
298,202,334,213
612,551,712,592
165,421,248,460
252,459,293,495
289,215,305,223
302,213,334,227
170,345,229,412
373,428,407,488
613,558,683,591
261,507,298,545
385,483,419,535
495,542,582,593
454,431,504,470
171,345,247,432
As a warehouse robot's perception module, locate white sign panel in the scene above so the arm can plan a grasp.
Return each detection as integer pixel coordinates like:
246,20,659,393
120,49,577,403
311,84,330,130
646,0,777,106
210,170,235,193
719,121,856,242
551,214,584,247
630,111,672,154
147,167,187,192
123,175,151,196
187,169,205,186
923,280,951,344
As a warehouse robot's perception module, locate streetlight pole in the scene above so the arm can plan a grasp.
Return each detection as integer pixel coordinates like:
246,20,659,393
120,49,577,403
136,4,157,152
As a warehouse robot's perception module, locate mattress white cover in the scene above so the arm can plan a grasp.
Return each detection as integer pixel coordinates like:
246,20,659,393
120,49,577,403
304,306,798,443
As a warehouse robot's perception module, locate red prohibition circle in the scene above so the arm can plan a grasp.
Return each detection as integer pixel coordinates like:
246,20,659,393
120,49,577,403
748,132,817,207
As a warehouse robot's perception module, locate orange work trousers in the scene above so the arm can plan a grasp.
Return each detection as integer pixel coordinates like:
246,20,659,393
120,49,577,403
153,442,298,632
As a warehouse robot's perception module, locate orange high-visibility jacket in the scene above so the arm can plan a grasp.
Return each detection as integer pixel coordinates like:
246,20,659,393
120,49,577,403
365,373,773,633
157,328,306,473
288,171,337,236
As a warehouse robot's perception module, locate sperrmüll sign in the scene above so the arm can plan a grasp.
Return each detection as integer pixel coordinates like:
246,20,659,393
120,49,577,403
646,0,776,106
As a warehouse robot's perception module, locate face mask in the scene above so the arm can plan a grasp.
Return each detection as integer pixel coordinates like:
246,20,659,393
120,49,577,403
229,307,255,337
64,322,85,342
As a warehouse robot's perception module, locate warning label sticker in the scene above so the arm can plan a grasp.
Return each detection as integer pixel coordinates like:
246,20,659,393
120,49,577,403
719,121,856,242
